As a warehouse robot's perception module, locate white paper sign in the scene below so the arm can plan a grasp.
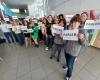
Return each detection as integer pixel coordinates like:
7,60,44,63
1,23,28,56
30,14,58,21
21,26,27,30
84,20,100,29
12,16,18,19
4,18,9,21
63,29,79,41
65,15,74,25
52,25,64,34
27,29,33,33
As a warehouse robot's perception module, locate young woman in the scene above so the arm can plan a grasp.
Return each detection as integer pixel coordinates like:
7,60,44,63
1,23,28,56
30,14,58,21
80,12,89,45
38,20,46,42
50,19,65,62
64,15,86,80
12,20,18,43
22,20,31,48
12,20,24,45
45,15,54,50
0,20,14,43
31,21,39,47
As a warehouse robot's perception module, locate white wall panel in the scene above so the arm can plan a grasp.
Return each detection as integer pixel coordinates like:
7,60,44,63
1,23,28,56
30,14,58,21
48,0,100,15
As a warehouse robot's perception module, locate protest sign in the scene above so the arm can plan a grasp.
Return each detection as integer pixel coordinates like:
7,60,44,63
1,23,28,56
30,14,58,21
4,18,9,21
52,25,64,34
63,29,79,41
65,15,74,25
21,26,27,30
27,29,34,33
12,16,18,19
84,20,100,29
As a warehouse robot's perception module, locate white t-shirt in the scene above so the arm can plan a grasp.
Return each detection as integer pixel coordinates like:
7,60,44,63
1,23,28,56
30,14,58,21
0,24,11,33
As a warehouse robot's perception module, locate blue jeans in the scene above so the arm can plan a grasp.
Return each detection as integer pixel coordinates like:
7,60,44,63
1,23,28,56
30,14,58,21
64,52,76,78
4,32,14,43
16,33,24,45
45,35,54,48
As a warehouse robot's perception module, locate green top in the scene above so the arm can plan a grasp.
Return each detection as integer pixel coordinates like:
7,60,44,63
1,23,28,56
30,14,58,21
32,25,38,40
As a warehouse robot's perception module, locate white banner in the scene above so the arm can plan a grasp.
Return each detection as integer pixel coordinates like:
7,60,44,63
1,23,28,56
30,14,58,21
12,16,18,19
27,29,33,33
52,25,64,34
4,18,9,21
63,29,79,41
84,20,100,29
21,26,27,30
65,15,74,25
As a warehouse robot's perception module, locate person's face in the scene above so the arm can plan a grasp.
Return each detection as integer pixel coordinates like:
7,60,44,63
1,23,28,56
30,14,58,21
60,16,63,19
43,19,47,23
54,16,58,20
48,16,52,21
72,21,80,29
81,14,88,23
31,21,34,26
24,21,27,26
1,20,5,24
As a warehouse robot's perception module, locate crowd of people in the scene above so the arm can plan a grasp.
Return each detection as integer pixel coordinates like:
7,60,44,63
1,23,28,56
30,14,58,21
0,12,91,80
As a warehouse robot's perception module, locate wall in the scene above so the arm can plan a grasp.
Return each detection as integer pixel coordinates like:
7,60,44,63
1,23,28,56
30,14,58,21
48,0,100,15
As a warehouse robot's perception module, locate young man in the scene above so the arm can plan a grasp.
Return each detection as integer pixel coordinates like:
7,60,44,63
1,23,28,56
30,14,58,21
64,15,86,80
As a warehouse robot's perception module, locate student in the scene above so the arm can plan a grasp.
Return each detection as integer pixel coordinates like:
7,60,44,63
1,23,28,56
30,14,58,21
80,12,89,45
64,16,86,80
0,20,14,43
31,21,39,47
12,20,18,43
38,20,46,42
58,14,67,28
22,20,31,48
45,15,54,50
50,19,65,62
12,20,24,45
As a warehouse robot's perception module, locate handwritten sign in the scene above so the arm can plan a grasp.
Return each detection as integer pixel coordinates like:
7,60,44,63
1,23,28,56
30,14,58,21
65,15,74,25
12,16,18,19
63,29,79,41
27,29,33,33
52,25,64,34
21,26,27,30
84,20,100,29
4,18,9,21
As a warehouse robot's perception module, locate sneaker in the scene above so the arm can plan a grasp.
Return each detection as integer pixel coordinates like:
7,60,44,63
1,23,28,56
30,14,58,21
45,47,48,51
65,77,71,80
62,66,67,70
75,58,78,62
50,56,53,59
57,58,60,62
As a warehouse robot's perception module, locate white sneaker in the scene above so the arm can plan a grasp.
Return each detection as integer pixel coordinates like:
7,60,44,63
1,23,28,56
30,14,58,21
63,67,68,71
45,47,49,51
66,77,71,80
75,58,78,62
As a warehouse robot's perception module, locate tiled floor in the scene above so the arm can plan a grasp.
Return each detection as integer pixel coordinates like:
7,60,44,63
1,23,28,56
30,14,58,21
0,43,100,80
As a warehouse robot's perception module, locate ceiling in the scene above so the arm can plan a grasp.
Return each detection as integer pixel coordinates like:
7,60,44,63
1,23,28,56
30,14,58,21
1,0,35,9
